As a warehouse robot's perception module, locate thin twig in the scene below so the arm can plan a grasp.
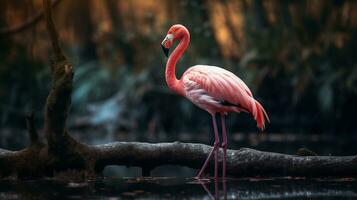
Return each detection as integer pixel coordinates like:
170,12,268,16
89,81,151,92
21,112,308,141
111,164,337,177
0,0,61,35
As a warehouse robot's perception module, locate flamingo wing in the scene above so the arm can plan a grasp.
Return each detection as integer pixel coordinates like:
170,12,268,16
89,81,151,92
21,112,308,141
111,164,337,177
181,65,269,129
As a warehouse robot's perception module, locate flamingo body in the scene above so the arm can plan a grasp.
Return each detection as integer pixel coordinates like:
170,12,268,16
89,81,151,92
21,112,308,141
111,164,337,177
161,24,269,179
180,65,268,129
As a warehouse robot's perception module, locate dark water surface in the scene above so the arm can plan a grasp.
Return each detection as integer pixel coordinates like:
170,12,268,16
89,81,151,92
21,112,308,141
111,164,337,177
1,177,357,199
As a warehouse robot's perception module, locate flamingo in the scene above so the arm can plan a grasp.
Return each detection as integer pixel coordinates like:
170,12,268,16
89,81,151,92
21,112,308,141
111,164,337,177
161,24,270,179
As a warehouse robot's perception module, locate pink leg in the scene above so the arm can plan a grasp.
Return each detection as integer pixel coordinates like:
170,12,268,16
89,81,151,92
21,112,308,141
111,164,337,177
221,113,228,180
196,113,220,179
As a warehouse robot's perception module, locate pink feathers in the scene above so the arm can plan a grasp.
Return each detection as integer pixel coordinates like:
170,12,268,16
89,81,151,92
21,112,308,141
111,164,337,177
254,100,270,130
181,65,270,130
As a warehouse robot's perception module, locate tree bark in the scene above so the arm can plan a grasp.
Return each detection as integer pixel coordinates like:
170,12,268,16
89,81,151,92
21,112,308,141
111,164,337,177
90,142,357,177
2,141,357,179
0,0,357,180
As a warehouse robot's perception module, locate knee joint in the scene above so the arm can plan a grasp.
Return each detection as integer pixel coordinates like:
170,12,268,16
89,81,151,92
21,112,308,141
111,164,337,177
221,142,227,148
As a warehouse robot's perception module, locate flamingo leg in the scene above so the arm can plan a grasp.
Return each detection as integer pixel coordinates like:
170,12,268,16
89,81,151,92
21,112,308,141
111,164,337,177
196,113,220,179
221,113,228,180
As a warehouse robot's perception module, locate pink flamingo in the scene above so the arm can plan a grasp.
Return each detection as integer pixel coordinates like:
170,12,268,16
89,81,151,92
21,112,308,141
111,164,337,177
161,24,270,179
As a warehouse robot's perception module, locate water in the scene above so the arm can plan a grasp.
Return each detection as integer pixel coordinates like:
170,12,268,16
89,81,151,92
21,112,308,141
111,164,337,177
1,177,357,199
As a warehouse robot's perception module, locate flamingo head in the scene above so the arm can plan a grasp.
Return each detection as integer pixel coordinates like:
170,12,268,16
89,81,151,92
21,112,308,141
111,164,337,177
161,24,187,57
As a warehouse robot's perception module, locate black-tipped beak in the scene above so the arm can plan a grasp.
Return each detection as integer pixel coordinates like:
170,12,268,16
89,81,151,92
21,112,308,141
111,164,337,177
162,45,169,57
161,34,173,58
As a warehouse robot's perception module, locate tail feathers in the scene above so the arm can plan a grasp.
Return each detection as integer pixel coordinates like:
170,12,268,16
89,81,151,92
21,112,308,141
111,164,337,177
252,100,270,130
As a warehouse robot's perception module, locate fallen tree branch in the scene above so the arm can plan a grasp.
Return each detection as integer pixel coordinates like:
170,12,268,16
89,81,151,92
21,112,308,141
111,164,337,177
0,0,61,35
91,142,357,177
2,141,357,178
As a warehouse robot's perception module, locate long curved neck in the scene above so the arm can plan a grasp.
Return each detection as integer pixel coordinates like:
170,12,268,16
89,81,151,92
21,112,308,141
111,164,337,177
166,30,190,96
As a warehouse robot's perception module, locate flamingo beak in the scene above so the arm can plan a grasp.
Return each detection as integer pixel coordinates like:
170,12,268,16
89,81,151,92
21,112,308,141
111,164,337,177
162,45,169,57
161,34,173,57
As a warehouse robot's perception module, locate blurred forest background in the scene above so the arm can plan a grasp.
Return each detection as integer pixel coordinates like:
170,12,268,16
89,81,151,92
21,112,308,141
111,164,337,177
0,0,357,154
